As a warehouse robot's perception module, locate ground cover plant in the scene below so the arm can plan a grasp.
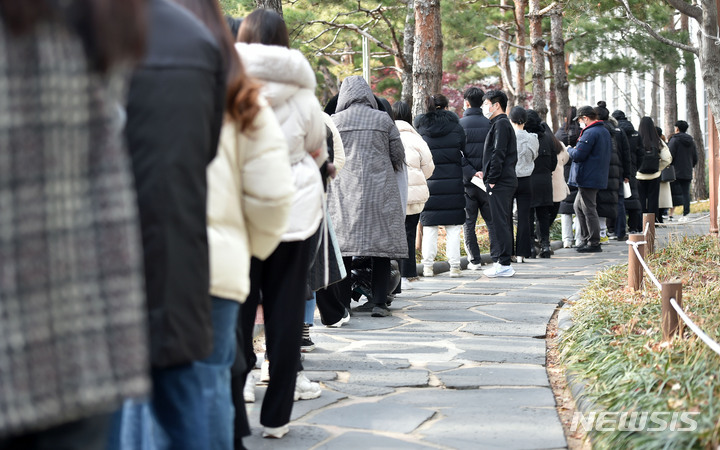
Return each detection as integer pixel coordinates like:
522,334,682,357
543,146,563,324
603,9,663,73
560,234,720,449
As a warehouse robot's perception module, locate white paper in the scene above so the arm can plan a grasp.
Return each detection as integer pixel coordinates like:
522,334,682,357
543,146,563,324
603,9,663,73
623,181,632,199
471,176,486,192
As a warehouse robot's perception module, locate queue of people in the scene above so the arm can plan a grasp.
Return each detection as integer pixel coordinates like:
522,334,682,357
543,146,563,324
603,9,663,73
0,1,700,448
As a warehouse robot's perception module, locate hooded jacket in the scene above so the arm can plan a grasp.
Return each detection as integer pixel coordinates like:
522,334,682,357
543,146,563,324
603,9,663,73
483,113,518,188
328,76,407,259
668,132,698,180
414,109,467,226
395,120,435,215
236,42,326,242
459,107,491,184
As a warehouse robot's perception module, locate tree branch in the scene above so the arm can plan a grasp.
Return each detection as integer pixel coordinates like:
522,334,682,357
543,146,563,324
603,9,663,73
617,0,699,55
663,0,702,22
481,46,517,96
483,33,531,50
306,20,401,57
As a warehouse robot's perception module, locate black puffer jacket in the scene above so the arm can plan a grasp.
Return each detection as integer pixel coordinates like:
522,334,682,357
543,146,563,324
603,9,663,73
126,0,225,367
415,109,467,226
596,121,622,219
459,107,491,185
530,126,557,208
613,116,642,210
668,132,698,181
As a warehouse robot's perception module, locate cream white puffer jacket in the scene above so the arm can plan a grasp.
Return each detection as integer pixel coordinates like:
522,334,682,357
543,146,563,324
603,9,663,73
236,42,327,242
207,99,295,303
395,120,435,215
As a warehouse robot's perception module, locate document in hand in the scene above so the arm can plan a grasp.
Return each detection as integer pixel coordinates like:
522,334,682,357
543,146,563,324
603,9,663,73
471,176,486,192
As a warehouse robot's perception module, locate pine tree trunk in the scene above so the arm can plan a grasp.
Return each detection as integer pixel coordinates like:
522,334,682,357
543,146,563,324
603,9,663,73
550,4,569,132
650,69,660,125
514,0,528,107
255,0,282,15
663,65,677,140
499,0,515,109
529,0,547,120
412,0,443,119
681,14,708,199
548,58,559,132
401,0,415,108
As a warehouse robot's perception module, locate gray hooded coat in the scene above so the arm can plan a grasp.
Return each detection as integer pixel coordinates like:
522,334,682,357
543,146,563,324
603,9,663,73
328,76,408,259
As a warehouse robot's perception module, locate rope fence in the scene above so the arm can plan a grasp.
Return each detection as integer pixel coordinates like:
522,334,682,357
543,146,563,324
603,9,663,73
625,213,720,355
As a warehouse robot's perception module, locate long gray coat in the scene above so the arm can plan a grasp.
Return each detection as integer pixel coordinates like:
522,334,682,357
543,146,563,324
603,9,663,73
0,18,149,436
328,76,407,259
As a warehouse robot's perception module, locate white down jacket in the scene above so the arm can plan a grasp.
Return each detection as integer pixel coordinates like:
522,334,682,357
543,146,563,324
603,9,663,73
207,99,295,303
236,42,326,241
395,120,435,215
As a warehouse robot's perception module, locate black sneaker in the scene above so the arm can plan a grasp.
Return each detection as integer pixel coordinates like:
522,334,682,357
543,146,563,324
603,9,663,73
353,301,374,312
371,305,392,317
577,244,602,253
300,337,315,353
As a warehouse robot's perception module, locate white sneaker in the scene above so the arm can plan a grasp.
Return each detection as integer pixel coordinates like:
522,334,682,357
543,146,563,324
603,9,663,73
294,372,321,401
563,241,572,249
449,266,461,278
483,263,515,278
263,424,289,439
260,359,270,383
678,216,689,223
515,256,525,263
400,277,413,290
244,374,256,403
326,308,350,328
467,261,482,270
423,266,434,277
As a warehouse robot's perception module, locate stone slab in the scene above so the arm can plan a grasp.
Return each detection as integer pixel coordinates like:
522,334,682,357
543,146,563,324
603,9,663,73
241,425,329,449
322,381,396,397
452,336,546,365
461,321,548,337
308,402,435,434
437,364,549,388
316,432,436,449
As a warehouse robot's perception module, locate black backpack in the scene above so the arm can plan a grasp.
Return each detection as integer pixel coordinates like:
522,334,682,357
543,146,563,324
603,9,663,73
638,145,660,174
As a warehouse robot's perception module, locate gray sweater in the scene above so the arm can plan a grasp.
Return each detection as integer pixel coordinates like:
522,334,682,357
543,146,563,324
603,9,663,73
515,129,539,178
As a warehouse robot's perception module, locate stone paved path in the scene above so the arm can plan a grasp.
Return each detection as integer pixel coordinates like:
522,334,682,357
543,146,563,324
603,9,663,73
243,214,711,449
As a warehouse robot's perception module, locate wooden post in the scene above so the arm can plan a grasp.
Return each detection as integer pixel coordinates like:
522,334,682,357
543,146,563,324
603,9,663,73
628,233,645,291
661,281,683,340
643,213,655,255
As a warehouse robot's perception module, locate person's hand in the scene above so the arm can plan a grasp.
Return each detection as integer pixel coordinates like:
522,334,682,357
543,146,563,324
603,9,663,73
475,171,483,178
326,162,337,179
624,178,629,183
310,147,323,159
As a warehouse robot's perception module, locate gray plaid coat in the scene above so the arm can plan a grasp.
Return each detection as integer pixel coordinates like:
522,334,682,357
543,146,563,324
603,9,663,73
328,76,408,259
0,18,149,436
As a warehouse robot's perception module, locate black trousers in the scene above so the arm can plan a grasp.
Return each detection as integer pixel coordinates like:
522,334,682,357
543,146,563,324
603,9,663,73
316,256,352,325
233,239,312,432
0,414,111,450
638,177,661,220
514,177,533,258
400,214,420,277
487,183,516,266
533,204,554,246
464,185,493,264
676,179,692,216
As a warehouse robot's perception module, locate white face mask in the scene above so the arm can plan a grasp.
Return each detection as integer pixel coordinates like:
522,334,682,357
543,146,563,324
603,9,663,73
579,119,587,130
482,103,494,119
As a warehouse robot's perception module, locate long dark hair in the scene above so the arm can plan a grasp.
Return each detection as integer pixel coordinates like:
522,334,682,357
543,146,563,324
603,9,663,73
638,116,660,150
173,0,259,131
564,106,577,132
392,101,412,124
0,0,147,73
237,8,289,48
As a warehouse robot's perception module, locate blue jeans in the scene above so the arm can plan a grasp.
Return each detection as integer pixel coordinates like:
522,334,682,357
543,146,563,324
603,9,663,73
195,297,240,449
305,294,316,325
107,364,208,450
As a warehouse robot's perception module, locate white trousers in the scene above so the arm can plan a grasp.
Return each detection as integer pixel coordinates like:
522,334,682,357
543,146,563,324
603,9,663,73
561,214,582,246
422,225,462,268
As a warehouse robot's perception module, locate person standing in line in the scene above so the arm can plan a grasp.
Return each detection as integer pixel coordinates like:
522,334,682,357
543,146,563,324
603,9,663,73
480,90,518,277
525,110,557,259
567,106,612,253
0,2,149,448
557,107,582,248
636,117,672,224
611,110,643,232
115,0,229,448
509,106,539,262
593,102,621,244
415,94,467,278
327,76,407,317
234,9,328,439
668,120,698,222
392,101,435,289
459,87,494,270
